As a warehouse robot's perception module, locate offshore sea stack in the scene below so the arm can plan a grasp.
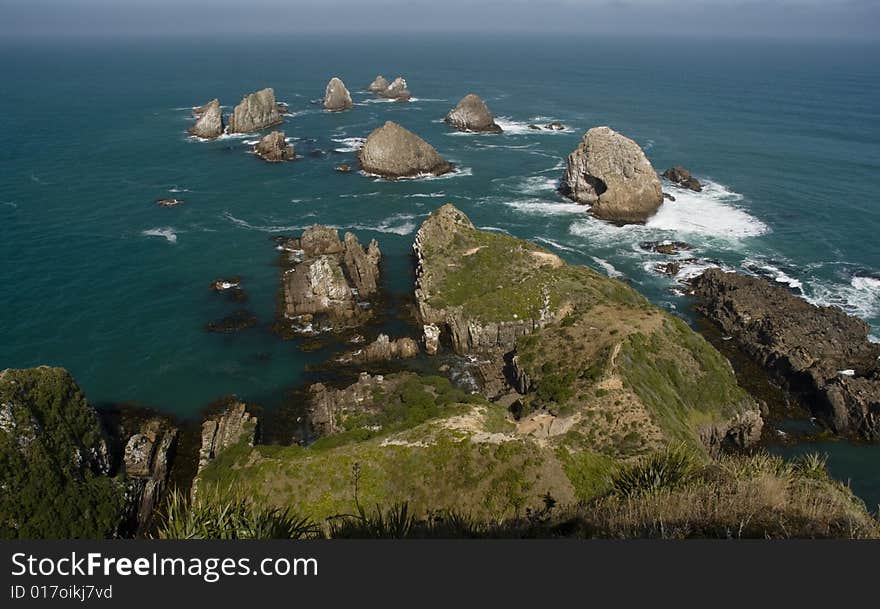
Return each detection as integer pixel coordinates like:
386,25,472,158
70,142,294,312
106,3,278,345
253,131,295,162
358,121,453,179
227,88,283,133
276,226,381,335
367,75,389,93
445,94,502,133
323,77,353,111
560,126,664,224
690,269,880,440
188,98,224,139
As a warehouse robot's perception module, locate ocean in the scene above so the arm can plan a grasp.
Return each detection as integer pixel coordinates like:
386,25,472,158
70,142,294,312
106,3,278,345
1,34,878,506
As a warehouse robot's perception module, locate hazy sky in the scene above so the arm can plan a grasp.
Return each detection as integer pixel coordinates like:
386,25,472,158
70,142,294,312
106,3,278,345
1,0,877,39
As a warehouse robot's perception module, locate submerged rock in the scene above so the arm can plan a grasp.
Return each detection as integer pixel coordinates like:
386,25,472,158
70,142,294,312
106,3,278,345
210,277,246,302
277,226,381,336
640,240,693,256
227,88,283,133
155,198,183,207
663,166,702,192
560,126,663,224
444,94,502,133
367,75,389,93
253,131,295,162
378,76,412,101
205,310,257,333
545,121,566,131
323,77,353,111
357,121,453,179
188,98,223,139
690,268,880,440
335,164,352,173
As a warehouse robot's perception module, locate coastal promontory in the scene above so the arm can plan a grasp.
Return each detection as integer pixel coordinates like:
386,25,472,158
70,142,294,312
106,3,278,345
560,126,664,224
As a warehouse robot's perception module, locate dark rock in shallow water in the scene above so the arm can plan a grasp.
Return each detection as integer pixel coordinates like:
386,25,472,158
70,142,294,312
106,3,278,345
640,240,693,256
655,261,682,276
276,226,381,337
205,310,257,333
663,192,676,202
560,126,664,224
545,121,565,131
339,334,419,363
357,121,453,179
155,198,183,207
210,278,247,302
335,164,352,173
188,98,223,139
528,124,541,130
444,94,502,133
690,268,880,440
253,131,295,162
663,166,702,192
227,88,283,134
323,77,353,111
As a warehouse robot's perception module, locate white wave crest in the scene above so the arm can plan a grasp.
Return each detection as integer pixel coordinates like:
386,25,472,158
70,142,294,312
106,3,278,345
591,257,624,278
332,137,366,153
646,180,768,239
142,228,178,244
536,237,577,253
504,198,585,216
805,275,880,321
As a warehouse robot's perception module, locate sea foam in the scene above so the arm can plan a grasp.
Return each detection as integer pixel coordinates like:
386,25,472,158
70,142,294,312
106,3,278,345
142,228,178,244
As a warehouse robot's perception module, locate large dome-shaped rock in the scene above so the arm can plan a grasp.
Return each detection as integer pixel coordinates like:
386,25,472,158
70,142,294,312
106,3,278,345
227,87,283,133
253,131,295,162
367,75,389,93
378,76,412,101
188,98,223,139
323,77,353,111
357,121,453,179
560,126,663,224
444,93,502,133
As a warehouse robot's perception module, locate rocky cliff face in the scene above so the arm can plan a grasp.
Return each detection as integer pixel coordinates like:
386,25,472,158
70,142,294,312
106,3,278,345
413,204,560,354
367,75,389,92
188,98,224,139
323,77,353,111
444,94,502,133
121,417,177,534
308,372,385,437
690,268,880,439
560,126,664,224
253,131,295,162
196,402,258,478
227,88,283,134
358,121,453,179
277,226,381,336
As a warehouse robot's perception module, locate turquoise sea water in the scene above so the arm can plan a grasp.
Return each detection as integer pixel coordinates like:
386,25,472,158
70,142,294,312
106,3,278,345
1,35,879,503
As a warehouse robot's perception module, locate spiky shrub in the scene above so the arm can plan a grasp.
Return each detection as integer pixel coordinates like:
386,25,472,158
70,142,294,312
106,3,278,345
155,487,317,540
608,444,698,498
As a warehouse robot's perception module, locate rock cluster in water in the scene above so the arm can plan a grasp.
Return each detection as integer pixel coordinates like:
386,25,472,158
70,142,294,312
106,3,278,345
445,94,502,133
560,126,664,224
253,131,295,162
358,121,453,179
277,226,381,335
368,75,411,101
690,268,880,439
